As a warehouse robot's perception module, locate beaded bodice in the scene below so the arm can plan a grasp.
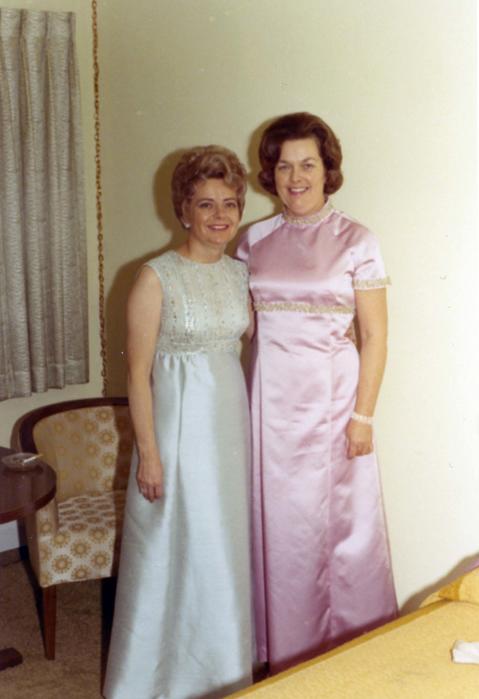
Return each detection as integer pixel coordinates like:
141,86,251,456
145,251,249,354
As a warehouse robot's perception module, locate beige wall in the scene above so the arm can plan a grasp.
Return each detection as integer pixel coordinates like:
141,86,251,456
98,0,477,610
1,0,477,611
0,0,101,550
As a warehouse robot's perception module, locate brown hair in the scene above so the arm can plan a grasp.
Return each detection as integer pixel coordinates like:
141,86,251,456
171,145,247,224
258,112,343,196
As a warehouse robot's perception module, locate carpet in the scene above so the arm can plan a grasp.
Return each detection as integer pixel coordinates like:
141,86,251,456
0,552,112,698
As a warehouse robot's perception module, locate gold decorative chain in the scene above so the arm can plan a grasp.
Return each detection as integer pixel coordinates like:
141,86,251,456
91,0,107,396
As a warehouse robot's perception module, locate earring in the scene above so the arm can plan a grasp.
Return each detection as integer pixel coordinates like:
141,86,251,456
183,221,191,229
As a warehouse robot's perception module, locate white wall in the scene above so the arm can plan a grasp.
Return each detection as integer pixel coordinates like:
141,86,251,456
0,0,101,551
98,0,477,610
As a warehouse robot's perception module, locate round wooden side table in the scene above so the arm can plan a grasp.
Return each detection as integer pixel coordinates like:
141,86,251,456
0,446,56,671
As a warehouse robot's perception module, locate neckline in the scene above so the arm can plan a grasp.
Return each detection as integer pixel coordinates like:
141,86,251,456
171,250,225,266
283,199,334,227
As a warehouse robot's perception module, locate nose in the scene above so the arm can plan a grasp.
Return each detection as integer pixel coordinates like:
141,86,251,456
289,165,302,183
213,203,229,218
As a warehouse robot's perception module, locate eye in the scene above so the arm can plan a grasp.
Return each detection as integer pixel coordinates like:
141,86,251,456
276,163,290,172
303,162,315,170
198,201,212,209
225,201,238,209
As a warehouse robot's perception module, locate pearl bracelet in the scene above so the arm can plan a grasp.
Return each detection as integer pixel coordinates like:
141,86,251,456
351,411,373,425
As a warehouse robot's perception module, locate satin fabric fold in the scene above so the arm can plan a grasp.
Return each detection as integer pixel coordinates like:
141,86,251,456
237,206,397,673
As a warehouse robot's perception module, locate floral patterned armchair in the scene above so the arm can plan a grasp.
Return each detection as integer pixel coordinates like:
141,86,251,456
15,397,133,659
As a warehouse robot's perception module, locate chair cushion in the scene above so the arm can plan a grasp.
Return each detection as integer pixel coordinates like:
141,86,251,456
37,490,126,587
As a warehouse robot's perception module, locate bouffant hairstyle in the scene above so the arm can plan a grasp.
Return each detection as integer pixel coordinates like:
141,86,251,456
258,112,343,196
171,145,247,225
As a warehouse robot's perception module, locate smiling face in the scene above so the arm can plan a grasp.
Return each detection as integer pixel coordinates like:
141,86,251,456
274,138,327,217
182,178,241,257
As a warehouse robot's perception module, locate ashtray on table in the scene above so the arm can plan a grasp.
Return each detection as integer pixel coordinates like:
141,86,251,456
2,453,41,472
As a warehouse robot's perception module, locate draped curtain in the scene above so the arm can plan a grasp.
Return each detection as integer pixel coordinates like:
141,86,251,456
0,8,89,401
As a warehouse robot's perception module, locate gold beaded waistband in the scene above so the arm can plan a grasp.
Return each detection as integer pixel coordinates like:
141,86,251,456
254,302,354,314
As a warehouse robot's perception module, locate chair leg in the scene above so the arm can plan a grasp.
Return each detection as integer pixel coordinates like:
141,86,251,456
42,586,57,660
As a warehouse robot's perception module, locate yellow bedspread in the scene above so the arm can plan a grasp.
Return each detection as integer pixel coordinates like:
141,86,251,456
229,600,479,698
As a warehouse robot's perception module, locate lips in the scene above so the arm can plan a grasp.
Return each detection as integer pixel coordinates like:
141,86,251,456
209,224,229,231
288,187,309,195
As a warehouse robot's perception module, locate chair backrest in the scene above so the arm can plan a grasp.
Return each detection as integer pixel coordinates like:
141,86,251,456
17,398,133,501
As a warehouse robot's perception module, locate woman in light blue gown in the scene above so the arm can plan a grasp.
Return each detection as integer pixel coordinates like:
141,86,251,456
103,146,253,699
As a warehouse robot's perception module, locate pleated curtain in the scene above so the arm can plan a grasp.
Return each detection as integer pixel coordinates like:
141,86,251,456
0,8,89,401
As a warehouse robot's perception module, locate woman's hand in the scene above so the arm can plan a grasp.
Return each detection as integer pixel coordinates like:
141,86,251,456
136,455,164,502
346,419,373,459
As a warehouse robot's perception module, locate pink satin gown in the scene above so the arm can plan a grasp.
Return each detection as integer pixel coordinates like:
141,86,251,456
237,201,397,673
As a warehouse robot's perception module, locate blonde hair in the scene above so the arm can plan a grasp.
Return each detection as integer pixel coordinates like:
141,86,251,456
171,145,247,224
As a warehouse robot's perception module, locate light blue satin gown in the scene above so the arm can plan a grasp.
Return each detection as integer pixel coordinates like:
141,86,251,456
104,251,253,699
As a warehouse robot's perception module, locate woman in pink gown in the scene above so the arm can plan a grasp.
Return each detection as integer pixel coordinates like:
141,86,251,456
237,112,397,674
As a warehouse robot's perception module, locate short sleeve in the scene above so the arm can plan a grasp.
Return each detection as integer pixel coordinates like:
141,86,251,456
352,230,390,290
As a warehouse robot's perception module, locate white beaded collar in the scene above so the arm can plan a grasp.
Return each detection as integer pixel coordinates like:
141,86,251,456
283,200,333,227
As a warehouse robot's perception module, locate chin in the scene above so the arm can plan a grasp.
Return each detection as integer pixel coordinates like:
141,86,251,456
288,205,309,216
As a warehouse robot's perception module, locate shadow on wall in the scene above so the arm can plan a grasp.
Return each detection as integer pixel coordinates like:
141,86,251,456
245,115,280,211
105,149,190,395
400,553,479,614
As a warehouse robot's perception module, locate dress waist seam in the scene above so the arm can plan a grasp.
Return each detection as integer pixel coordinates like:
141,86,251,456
254,302,354,315
155,345,239,356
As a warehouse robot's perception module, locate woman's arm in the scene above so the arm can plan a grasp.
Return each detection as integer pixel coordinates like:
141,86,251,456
346,287,388,458
126,266,164,501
